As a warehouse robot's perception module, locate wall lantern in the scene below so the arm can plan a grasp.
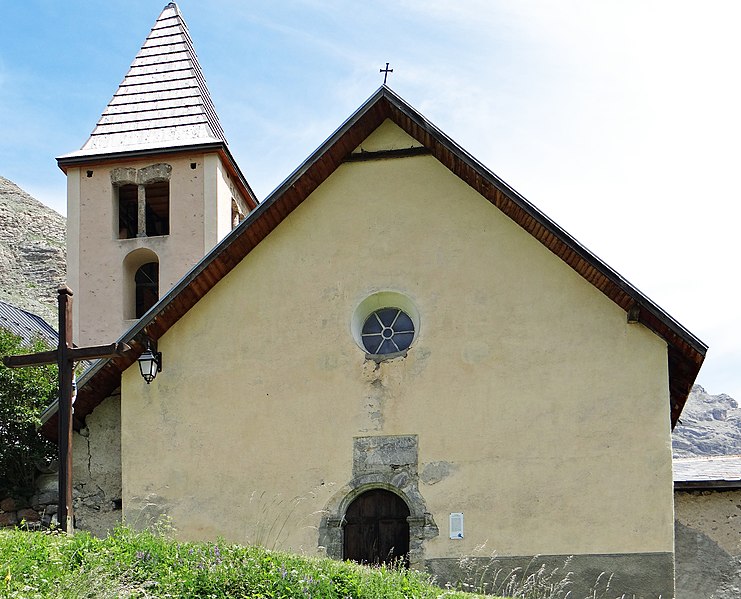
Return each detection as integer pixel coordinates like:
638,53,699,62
137,340,162,384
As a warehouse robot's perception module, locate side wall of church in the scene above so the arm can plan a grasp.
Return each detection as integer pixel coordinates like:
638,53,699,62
120,121,675,597
72,391,122,536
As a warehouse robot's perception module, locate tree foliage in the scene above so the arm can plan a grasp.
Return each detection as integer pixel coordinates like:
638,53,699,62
0,329,57,498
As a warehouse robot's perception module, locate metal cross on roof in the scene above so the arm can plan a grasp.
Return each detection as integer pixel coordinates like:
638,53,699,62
380,62,393,85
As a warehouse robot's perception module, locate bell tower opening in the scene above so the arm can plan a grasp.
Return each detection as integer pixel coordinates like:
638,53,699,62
145,181,169,236
118,184,139,239
116,177,170,239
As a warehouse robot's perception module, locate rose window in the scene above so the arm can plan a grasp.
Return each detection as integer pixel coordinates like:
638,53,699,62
361,308,415,355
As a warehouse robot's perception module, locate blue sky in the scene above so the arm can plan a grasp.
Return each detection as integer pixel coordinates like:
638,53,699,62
2,1,740,400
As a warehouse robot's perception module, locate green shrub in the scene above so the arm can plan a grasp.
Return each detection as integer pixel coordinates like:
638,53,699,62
0,330,57,498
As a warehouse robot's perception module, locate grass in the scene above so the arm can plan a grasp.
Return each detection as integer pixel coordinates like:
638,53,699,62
0,526,495,599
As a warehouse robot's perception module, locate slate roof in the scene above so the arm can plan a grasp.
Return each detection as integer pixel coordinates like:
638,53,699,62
0,301,57,347
58,2,227,159
56,2,258,210
674,455,741,489
40,86,707,439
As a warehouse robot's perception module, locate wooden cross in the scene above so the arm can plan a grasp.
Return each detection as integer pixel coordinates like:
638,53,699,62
380,62,393,84
3,286,130,534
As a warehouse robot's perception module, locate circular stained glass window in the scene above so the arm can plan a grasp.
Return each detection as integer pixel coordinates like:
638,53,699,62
361,308,415,355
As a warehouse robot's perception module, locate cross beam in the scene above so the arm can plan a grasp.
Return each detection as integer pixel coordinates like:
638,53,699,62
2,286,130,534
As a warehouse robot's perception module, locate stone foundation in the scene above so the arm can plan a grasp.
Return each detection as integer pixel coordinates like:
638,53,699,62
425,552,675,599
0,492,56,529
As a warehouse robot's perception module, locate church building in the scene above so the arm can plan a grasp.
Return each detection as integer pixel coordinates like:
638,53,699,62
41,4,706,597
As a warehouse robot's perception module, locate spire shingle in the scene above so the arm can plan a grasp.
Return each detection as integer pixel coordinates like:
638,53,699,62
64,3,226,158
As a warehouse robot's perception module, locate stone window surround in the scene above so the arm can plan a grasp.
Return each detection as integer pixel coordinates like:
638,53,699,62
111,164,172,239
351,291,420,361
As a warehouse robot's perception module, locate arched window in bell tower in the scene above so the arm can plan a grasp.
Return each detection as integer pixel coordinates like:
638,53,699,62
112,164,171,239
135,262,159,318
123,248,160,320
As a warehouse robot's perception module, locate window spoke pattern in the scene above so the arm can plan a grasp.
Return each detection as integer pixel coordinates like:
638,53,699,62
361,308,415,355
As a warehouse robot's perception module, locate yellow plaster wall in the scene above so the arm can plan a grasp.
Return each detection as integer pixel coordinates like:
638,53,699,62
121,121,673,559
70,153,234,346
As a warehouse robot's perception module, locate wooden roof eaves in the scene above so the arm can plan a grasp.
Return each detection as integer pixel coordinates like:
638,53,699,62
43,85,706,439
376,86,707,424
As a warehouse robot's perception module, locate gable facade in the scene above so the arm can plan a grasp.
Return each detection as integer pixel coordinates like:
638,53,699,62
114,121,677,596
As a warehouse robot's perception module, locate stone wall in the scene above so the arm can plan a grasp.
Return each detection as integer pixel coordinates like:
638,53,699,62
71,391,122,536
0,477,57,529
0,390,123,535
675,489,741,598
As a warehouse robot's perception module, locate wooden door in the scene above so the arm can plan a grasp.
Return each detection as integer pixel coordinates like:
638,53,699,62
343,489,410,566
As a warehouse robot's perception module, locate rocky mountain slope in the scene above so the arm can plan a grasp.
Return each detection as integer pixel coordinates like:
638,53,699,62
673,385,741,457
0,176,65,325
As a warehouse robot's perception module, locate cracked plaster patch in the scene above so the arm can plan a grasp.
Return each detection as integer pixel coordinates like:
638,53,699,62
421,461,456,485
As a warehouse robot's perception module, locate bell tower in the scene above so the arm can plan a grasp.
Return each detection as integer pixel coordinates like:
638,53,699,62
57,3,257,346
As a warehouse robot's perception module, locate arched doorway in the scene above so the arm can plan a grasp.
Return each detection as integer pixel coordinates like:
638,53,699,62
343,488,410,566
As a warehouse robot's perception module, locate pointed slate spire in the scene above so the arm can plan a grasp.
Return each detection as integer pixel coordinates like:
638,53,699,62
67,3,227,157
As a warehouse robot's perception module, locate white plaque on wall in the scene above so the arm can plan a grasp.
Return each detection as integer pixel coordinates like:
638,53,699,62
449,512,464,539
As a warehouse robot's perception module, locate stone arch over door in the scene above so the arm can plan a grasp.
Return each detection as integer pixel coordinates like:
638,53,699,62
318,435,438,568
